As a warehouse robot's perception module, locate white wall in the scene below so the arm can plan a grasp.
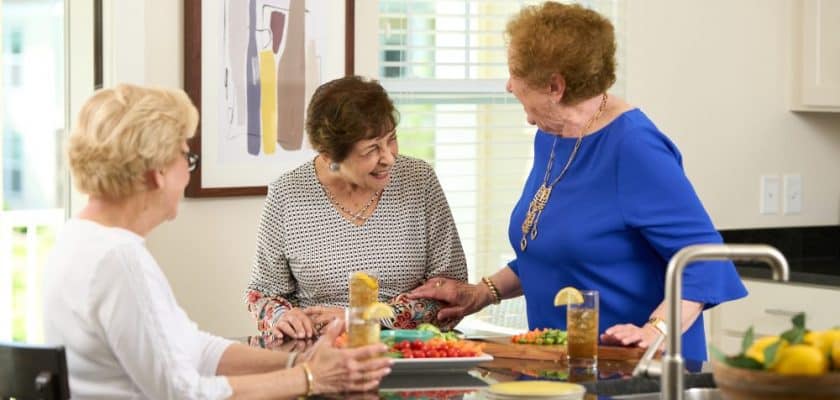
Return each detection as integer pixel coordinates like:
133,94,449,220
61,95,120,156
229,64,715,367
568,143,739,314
623,0,840,229
109,0,840,337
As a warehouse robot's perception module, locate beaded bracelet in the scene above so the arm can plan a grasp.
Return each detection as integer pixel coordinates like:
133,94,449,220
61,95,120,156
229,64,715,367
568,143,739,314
300,363,314,397
481,277,502,305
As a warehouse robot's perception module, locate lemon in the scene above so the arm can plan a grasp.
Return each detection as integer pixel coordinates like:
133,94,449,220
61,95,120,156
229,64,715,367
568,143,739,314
746,336,786,364
553,287,584,307
804,331,832,356
349,271,379,307
362,302,394,320
822,329,840,345
832,339,840,371
772,344,829,376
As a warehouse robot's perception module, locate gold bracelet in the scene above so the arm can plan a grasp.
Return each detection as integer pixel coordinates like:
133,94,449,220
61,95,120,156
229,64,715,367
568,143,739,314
481,277,501,305
300,363,314,398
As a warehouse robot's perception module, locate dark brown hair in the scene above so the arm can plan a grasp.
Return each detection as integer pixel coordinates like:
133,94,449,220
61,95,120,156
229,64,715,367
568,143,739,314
506,2,616,105
306,76,399,162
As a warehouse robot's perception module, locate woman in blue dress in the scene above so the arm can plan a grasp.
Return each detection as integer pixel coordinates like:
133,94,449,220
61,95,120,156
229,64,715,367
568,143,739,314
409,2,746,361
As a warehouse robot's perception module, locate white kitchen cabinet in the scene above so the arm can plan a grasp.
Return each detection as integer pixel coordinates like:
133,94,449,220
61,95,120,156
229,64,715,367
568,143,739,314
708,279,840,354
790,0,840,111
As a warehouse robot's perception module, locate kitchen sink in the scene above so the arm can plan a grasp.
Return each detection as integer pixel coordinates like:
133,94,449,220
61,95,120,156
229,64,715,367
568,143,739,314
609,388,723,400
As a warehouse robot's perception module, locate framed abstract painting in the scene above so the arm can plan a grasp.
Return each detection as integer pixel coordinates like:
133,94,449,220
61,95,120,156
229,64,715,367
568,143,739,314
184,0,355,197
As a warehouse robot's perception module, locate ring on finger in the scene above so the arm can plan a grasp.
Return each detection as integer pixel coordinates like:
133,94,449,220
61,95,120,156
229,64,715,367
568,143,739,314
435,279,443,288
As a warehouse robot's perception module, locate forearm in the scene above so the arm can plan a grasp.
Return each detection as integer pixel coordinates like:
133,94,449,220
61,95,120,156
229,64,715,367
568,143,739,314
216,343,290,376
648,299,704,334
488,267,523,300
246,289,294,334
227,365,308,400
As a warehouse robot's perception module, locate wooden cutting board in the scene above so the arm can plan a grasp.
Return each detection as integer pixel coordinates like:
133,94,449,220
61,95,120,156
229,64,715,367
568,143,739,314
469,337,648,361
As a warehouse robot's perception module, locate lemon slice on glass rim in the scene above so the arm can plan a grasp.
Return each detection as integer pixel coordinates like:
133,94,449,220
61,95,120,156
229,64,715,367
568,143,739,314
553,286,584,307
362,302,395,320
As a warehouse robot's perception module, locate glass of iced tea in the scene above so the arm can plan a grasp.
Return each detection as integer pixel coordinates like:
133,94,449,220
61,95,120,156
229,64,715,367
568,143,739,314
347,271,381,348
566,290,599,369
348,270,379,308
346,306,381,348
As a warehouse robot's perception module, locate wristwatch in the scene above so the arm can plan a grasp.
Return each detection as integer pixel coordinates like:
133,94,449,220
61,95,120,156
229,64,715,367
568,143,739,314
647,316,667,336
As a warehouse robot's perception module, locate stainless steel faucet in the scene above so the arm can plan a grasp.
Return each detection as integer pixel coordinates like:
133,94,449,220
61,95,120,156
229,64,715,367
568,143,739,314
633,244,789,400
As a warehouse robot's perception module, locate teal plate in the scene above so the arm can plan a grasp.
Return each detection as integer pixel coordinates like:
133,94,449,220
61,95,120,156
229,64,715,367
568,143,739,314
380,329,435,343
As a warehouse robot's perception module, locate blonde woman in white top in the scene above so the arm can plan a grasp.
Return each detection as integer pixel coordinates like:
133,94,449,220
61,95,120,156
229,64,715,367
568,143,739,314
43,84,392,399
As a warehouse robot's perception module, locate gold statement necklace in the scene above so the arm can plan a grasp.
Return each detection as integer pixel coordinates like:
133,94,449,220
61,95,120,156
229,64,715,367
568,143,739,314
520,93,608,251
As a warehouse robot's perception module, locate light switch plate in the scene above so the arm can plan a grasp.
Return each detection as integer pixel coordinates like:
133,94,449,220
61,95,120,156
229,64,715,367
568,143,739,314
783,174,802,215
760,175,780,214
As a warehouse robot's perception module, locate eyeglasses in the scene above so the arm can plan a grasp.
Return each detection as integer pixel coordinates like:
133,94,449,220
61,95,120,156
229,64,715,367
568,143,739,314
183,151,199,172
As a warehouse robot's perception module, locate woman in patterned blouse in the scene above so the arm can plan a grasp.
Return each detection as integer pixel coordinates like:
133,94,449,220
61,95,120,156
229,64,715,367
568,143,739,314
245,76,468,340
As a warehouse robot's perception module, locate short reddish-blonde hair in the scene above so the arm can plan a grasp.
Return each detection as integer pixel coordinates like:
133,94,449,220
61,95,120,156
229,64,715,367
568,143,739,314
68,84,198,198
506,2,616,105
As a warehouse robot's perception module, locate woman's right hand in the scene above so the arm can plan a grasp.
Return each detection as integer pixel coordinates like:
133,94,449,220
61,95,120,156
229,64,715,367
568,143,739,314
407,277,492,321
272,307,315,339
302,320,393,394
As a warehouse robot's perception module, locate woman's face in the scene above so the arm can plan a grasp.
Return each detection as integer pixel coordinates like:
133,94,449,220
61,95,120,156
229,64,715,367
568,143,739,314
505,49,554,132
506,72,555,131
334,130,398,192
159,141,192,220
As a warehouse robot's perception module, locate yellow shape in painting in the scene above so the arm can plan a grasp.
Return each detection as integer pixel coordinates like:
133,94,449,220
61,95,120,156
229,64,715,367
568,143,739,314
258,50,277,155
362,302,395,320
553,286,584,307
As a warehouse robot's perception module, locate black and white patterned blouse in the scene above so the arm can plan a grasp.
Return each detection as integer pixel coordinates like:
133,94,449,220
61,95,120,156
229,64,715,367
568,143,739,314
245,155,468,332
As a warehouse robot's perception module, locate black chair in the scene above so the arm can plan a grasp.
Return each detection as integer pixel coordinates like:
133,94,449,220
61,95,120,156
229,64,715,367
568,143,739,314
0,341,70,400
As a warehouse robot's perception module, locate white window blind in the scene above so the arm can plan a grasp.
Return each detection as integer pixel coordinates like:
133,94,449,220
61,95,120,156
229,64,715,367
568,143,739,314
377,0,623,329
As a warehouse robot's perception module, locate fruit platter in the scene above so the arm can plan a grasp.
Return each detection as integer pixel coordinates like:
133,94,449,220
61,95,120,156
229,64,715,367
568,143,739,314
381,324,492,374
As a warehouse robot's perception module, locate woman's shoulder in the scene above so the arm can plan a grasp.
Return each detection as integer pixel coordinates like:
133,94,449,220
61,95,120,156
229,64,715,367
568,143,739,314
605,109,683,164
605,109,677,149
268,159,317,192
394,154,433,174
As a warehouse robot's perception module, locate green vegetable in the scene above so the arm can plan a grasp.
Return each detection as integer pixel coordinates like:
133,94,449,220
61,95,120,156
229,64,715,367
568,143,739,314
417,323,441,335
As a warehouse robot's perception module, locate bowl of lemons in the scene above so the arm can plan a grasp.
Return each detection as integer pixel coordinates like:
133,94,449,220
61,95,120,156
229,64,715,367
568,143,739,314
711,313,840,400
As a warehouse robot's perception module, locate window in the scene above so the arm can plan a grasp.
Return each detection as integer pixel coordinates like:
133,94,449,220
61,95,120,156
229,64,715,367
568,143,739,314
1,0,67,343
377,0,624,329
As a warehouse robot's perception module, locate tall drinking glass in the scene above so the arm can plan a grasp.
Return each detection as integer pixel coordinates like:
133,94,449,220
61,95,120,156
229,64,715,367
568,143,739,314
348,270,379,308
566,290,599,369
347,306,381,348
347,271,380,348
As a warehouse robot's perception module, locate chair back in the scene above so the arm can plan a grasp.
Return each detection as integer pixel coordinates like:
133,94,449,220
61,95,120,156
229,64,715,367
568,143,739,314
0,341,70,400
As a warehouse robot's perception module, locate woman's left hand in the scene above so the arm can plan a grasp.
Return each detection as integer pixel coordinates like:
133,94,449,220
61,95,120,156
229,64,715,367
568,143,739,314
600,323,663,350
303,306,346,334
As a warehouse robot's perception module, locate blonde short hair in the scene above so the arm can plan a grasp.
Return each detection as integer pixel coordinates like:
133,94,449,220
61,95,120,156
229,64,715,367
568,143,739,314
506,2,616,105
68,84,198,198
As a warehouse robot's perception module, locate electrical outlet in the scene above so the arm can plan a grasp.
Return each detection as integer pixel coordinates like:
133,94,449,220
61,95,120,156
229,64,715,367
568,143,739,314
783,174,802,214
760,175,780,214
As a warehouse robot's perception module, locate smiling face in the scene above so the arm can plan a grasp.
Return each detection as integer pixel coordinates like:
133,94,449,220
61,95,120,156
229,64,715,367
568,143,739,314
331,130,398,192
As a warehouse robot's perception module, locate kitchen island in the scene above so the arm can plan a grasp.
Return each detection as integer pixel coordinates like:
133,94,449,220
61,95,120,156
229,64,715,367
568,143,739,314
244,336,714,399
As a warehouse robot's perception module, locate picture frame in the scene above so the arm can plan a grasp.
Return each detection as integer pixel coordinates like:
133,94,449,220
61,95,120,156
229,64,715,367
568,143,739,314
183,0,355,197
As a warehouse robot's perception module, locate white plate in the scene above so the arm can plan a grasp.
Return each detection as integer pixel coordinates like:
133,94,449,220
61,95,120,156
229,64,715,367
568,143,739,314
390,353,494,374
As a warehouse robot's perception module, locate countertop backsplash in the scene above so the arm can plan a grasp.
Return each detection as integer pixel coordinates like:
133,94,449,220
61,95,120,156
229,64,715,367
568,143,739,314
720,225,840,287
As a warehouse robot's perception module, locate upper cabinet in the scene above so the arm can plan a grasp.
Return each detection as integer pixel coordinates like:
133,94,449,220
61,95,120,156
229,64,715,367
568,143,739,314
790,0,840,112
